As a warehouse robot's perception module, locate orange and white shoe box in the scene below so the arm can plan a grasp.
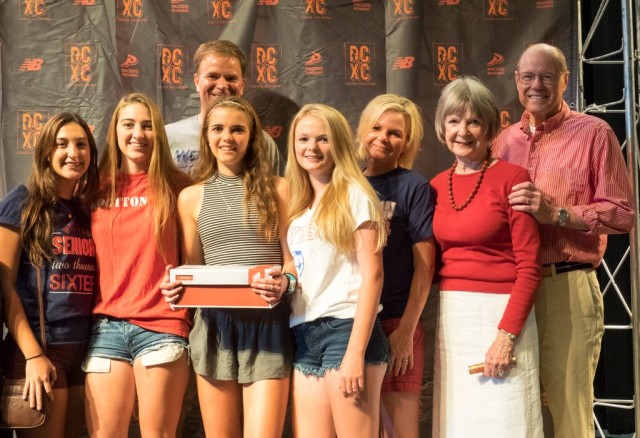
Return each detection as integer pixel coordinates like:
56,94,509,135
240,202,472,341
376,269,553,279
169,264,279,309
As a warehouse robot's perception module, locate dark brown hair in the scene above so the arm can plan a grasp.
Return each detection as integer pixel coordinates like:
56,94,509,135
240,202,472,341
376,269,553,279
22,112,99,267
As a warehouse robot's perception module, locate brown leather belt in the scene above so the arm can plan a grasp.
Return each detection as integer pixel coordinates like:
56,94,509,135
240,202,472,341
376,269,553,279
542,262,593,277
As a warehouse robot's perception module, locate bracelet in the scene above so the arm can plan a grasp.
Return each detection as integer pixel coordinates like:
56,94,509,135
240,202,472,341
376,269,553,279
25,353,43,361
499,328,517,341
283,272,297,295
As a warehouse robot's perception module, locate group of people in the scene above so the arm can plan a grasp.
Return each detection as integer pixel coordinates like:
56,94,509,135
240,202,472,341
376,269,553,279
0,40,634,438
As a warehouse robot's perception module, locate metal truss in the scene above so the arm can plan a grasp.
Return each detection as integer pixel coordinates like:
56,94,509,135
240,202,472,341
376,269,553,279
576,0,640,436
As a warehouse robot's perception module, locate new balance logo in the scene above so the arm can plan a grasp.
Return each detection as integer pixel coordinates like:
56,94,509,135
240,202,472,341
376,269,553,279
486,52,504,67
305,52,322,66
121,54,139,68
391,56,414,70
19,58,44,71
73,0,96,5
257,0,279,4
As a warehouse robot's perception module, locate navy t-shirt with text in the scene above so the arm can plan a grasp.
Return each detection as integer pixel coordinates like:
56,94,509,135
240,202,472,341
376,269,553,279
366,167,435,320
0,185,96,344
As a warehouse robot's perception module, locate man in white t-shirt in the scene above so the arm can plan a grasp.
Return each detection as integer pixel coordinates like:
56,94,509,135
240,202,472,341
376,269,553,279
166,40,284,176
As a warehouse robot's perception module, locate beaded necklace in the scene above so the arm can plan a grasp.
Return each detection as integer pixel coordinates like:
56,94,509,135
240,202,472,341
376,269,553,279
447,156,491,211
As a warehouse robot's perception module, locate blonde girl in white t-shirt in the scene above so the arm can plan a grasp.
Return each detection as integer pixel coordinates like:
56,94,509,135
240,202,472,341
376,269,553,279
285,103,389,438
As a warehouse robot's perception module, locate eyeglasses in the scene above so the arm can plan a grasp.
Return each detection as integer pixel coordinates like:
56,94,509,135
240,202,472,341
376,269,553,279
516,71,566,85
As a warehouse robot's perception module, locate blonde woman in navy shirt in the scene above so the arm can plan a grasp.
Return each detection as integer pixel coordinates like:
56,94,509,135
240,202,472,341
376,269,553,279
356,94,435,437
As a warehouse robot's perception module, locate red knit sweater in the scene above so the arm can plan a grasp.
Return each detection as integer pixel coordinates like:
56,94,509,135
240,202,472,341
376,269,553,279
431,159,541,335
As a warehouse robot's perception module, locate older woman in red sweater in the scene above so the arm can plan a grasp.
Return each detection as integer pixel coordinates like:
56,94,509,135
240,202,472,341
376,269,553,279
430,77,543,437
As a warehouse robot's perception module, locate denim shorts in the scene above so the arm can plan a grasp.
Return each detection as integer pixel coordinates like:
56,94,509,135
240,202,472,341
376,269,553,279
84,317,188,368
292,317,390,377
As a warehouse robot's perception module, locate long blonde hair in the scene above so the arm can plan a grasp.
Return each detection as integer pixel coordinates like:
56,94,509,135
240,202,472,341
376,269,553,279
98,92,188,257
355,94,424,169
286,104,386,253
192,96,278,241
22,113,99,267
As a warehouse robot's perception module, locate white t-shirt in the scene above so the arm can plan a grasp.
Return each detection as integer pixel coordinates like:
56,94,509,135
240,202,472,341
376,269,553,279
165,115,284,177
287,185,381,327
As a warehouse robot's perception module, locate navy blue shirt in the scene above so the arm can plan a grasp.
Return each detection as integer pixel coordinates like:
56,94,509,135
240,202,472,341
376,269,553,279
0,185,96,344
367,168,434,320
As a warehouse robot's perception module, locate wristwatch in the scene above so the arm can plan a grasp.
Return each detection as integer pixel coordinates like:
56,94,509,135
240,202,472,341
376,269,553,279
557,207,569,227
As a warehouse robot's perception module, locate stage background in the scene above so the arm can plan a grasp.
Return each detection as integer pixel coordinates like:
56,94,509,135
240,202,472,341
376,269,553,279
0,0,578,194
1,0,634,434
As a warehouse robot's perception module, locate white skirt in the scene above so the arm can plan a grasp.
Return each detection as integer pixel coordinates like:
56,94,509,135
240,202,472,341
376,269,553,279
433,291,543,438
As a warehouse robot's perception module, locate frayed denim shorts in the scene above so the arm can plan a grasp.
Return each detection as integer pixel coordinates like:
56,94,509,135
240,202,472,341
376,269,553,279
292,317,390,377
83,317,188,371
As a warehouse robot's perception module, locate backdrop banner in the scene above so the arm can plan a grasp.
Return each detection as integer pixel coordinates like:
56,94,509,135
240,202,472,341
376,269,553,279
0,0,577,194
6,1,636,435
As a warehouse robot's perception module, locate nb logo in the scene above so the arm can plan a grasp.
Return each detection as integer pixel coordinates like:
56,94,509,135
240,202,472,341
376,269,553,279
19,58,44,71
391,56,414,70
74,0,96,5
